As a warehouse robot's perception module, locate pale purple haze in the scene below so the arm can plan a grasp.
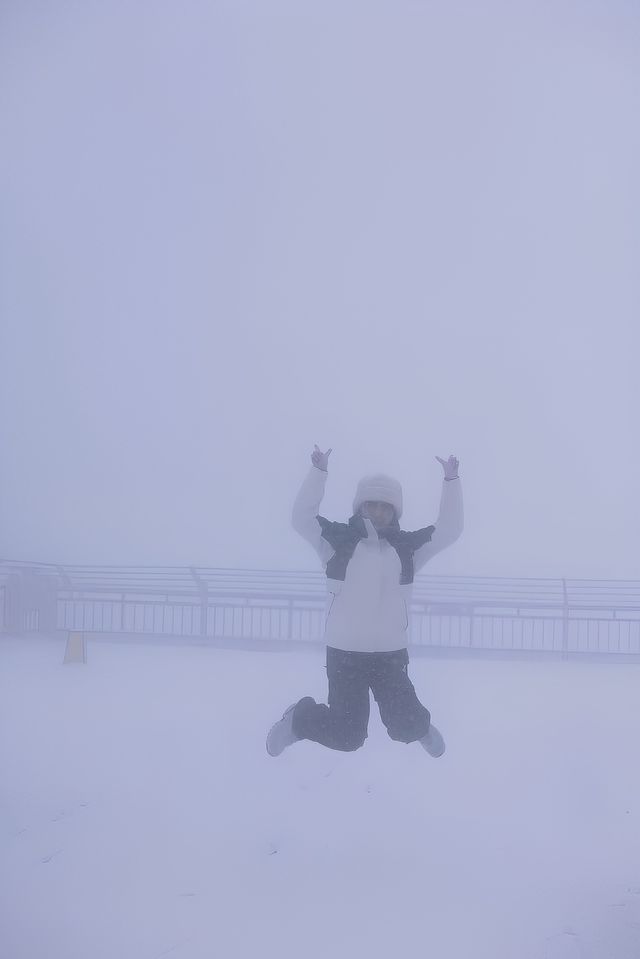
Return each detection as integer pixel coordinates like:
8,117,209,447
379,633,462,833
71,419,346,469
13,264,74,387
1,1,638,577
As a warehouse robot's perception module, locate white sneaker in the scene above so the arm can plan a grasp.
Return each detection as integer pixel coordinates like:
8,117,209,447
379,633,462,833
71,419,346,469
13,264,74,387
266,703,299,757
419,724,446,758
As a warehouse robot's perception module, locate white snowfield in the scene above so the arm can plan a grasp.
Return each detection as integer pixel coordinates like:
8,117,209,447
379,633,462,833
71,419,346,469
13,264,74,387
1,635,639,959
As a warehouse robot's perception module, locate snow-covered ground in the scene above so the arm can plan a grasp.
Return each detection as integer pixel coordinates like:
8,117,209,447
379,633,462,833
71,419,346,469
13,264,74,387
2,634,639,959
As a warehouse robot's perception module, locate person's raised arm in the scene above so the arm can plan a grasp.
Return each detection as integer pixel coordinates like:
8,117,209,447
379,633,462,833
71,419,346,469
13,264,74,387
292,445,335,565
414,454,464,571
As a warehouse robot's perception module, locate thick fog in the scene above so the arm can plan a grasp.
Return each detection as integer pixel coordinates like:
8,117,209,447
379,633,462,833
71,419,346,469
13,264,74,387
1,1,638,577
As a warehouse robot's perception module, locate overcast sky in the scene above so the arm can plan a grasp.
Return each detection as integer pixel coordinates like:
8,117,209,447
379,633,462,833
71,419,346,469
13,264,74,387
1,0,638,578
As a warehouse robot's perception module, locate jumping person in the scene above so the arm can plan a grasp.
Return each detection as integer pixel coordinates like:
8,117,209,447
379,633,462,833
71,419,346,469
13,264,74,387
266,445,463,758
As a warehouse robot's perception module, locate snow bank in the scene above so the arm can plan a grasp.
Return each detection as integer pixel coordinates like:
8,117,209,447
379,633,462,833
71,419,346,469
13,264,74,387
1,635,639,959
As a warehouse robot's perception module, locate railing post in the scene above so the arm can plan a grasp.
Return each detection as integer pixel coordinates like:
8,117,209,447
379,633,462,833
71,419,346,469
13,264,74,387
190,567,208,637
287,598,294,641
561,578,569,659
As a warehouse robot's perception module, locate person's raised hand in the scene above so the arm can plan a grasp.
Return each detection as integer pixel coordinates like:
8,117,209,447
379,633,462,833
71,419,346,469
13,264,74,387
311,445,332,472
436,454,459,480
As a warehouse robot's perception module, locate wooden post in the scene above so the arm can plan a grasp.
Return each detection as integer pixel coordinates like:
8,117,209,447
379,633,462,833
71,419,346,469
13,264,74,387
63,631,87,664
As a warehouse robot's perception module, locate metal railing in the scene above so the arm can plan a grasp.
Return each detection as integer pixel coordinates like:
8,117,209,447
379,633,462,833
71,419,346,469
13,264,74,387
2,559,639,658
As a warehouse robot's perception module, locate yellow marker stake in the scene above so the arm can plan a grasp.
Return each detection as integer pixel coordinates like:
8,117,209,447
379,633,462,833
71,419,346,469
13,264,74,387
63,631,87,664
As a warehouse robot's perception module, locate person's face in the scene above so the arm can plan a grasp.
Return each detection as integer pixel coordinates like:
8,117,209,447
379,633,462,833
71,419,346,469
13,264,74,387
360,500,396,529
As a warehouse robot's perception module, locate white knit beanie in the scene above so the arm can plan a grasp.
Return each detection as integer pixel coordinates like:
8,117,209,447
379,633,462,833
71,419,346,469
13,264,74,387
353,474,403,519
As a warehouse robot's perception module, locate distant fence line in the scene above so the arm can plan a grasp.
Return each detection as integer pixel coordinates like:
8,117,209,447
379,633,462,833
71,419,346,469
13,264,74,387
1,559,640,659
0,560,640,657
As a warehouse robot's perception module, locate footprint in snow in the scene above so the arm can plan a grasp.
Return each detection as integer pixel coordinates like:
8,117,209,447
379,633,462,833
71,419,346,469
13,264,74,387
41,850,62,864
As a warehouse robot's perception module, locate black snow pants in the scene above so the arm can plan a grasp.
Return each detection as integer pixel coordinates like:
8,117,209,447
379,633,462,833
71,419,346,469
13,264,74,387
291,646,431,752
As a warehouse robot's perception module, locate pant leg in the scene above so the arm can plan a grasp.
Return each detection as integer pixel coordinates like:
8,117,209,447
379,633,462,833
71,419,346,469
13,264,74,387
369,648,431,743
292,647,371,751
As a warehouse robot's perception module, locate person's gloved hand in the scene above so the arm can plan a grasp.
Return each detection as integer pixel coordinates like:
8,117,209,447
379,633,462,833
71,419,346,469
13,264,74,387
311,445,332,472
436,454,460,481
